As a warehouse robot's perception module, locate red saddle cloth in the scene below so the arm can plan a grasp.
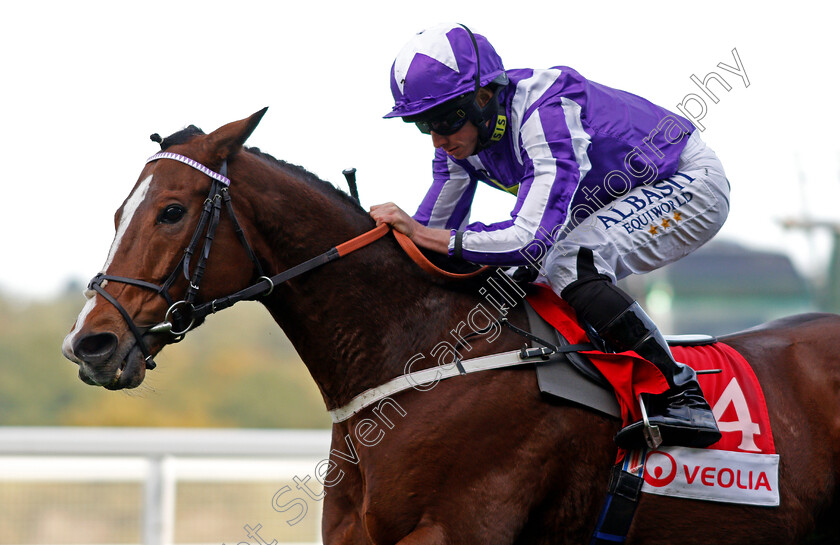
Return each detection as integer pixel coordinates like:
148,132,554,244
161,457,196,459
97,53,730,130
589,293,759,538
526,285,775,455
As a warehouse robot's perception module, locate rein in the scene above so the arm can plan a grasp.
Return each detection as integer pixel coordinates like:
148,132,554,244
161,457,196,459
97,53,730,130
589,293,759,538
89,152,488,370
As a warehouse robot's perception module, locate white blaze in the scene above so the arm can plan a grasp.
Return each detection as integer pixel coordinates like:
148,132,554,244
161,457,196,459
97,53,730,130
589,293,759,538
103,175,153,272
62,175,154,357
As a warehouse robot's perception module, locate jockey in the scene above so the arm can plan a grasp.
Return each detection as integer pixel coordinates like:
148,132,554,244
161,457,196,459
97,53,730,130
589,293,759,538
371,22,729,450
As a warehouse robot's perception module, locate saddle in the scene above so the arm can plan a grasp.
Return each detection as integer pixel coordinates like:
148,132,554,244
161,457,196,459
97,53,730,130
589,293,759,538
524,292,716,420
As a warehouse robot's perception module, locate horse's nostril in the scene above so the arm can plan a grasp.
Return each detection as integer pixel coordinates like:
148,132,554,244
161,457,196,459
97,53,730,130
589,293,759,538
74,332,119,364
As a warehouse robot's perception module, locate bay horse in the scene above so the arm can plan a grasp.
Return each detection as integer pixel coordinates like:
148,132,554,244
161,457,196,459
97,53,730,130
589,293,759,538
62,109,840,544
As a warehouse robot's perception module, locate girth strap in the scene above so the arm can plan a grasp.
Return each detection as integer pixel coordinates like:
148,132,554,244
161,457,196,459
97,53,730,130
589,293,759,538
590,452,646,544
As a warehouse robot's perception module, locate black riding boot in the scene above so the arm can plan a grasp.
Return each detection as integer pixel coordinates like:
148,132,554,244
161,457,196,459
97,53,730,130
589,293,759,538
561,249,721,450
597,303,722,450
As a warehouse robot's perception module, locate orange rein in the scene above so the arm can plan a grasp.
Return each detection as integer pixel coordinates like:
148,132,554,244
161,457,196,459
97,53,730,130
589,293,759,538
335,224,490,280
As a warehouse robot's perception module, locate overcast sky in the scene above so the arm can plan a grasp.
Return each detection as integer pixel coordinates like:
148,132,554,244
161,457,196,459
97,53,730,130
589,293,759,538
2,1,838,299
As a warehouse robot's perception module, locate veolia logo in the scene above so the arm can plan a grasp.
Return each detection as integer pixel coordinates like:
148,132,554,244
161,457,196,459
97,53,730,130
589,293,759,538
643,450,677,487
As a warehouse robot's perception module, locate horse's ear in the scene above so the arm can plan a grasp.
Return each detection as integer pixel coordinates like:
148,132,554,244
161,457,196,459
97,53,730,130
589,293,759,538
208,107,269,160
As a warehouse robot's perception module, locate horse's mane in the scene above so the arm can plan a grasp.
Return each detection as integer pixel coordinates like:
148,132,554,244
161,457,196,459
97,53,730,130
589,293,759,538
244,146,365,213
154,125,365,214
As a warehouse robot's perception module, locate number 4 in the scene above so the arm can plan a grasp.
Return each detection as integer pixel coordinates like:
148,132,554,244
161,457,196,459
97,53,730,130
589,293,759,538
711,377,761,451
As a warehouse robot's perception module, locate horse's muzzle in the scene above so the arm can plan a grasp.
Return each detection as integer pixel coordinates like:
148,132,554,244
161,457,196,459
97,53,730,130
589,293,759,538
63,330,148,390
72,331,119,364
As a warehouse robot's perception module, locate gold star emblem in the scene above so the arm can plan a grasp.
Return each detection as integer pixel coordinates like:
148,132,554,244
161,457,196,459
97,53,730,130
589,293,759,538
661,218,671,229
673,212,683,222
649,225,659,235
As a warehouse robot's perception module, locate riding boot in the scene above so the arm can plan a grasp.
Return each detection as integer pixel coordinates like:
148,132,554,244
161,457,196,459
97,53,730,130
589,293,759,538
598,303,722,450
560,248,721,450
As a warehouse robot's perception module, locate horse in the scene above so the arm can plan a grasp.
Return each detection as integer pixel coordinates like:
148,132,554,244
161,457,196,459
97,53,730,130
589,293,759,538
62,109,840,544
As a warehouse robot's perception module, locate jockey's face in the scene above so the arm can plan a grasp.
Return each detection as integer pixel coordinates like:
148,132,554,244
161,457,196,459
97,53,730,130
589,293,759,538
429,87,494,159
431,121,479,159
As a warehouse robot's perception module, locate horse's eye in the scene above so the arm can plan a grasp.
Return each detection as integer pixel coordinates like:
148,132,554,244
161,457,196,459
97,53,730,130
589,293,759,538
158,204,186,224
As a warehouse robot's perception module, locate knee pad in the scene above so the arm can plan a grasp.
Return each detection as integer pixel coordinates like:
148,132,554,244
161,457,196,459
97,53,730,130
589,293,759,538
560,248,634,331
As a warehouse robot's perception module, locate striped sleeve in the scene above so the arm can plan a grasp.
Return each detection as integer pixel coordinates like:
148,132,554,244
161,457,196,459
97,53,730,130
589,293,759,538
455,96,592,266
413,148,478,230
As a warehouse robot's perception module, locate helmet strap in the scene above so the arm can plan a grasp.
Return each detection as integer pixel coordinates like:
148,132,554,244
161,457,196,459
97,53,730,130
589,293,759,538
468,92,507,151
456,24,507,151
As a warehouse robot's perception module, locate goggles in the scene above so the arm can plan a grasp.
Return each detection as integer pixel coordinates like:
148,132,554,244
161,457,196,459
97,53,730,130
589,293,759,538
415,107,470,135
408,94,476,136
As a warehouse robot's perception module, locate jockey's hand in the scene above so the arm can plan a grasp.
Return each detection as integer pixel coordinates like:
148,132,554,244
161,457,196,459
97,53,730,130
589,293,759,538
369,203,451,255
369,202,418,237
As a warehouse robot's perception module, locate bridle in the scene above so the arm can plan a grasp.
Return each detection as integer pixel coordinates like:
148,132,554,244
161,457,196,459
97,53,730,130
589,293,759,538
87,152,270,369
88,152,488,371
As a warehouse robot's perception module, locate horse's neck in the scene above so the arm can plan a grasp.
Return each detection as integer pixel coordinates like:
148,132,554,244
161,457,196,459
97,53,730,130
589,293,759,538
242,158,480,408
263,251,471,409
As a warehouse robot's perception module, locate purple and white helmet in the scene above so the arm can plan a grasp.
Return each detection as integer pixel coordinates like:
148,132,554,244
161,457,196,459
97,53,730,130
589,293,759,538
385,23,507,119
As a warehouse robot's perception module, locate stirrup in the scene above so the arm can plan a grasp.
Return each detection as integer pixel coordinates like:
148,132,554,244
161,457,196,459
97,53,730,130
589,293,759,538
638,394,662,449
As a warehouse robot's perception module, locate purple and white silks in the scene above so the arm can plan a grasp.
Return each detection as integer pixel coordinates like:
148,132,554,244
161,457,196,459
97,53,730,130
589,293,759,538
413,67,697,267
